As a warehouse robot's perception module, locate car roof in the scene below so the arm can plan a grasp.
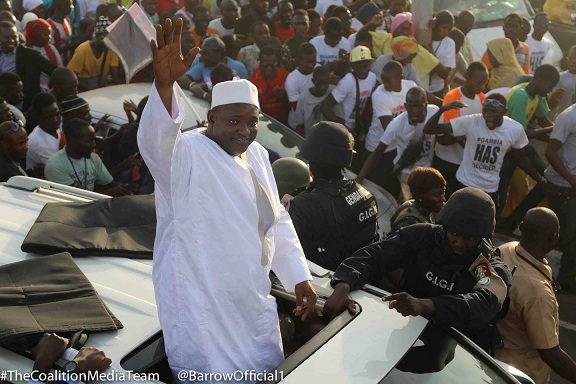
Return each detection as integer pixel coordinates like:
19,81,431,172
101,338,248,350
0,177,160,381
0,177,426,383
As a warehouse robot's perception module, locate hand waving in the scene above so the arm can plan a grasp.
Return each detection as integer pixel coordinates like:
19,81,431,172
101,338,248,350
150,18,199,90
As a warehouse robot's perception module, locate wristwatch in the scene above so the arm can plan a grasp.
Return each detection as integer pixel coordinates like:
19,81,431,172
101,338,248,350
63,360,80,374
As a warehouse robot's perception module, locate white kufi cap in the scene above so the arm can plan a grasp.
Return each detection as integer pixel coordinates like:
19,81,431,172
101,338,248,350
211,79,259,110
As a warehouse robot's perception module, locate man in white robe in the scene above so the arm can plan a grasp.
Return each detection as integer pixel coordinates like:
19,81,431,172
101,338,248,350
137,19,317,383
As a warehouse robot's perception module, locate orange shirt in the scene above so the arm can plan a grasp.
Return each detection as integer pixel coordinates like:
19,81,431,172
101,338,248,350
190,27,221,48
274,21,295,44
442,87,486,121
250,66,290,124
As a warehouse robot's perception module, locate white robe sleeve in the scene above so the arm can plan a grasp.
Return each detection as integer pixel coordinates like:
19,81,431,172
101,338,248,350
271,204,313,291
137,82,185,197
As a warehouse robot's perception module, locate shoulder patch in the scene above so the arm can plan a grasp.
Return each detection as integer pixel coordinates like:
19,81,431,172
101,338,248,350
474,263,492,285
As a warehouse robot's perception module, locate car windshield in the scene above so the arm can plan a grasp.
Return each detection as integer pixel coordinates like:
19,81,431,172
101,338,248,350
434,0,532,24
381,323,511,383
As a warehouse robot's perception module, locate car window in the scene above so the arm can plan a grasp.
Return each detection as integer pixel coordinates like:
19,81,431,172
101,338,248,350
434,0,532,24
381,323,512,383
256,115,304,160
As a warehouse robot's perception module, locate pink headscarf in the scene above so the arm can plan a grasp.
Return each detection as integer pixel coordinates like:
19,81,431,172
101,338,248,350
390,13,415,37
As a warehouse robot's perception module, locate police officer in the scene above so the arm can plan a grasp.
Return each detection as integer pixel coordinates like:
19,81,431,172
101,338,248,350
288,121,379,272
323,187,512,354
272,157,311,198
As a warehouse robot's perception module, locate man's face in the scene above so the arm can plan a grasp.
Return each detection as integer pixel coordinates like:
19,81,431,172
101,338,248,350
278,2,293,26
75,125,96,158
352,60,371,80
534,15,549,34
465,69,488,95
481,99,506,130
221,1,238,23
536,79,558,97
389,0,406,16
382,71,402,92
404,95,427,125
298,53,316,75
142,0,158,16
253,25,270,47
446,228,481,255
67,104,92,123
0,101,13,122
568,49,576,74
52,74,79,100
61,0,73,14
38,102,61,134
260,53,278,79
324,28,342,47
455,15,474,35
207,103,259,156
435,22,453,40
312,73,330,95
194,13,210,34
202,49,224,67
308,18,322,36
4,81,23,105
0,126,27,161
293,16,308,38
503,17,520,41
0,25,18,54
416,186,445,214
336,10,351,33
251,0,268,15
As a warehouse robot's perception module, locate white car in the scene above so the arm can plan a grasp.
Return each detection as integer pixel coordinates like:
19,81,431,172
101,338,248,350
433,0,563,66
0,176,533,384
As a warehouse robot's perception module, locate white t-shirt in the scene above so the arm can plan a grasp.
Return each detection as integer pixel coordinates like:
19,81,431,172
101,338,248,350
208,18,235,36
525,35,553,74
365,79,416,152
331,72,377,131
26,126,62,170
429,37,455,93
380,104,439,174
294,85,342,135
545,104,576,188
285,68,314,129
553,71,576,117
371,54,422,87
451,115,529,193
435,89,484,164
310,35,351,66
314,0,342,16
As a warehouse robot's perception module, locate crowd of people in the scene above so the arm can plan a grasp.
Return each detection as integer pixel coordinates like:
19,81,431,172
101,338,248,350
0,0,576,382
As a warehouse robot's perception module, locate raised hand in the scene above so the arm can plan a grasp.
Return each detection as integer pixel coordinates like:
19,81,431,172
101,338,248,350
150,18,199,90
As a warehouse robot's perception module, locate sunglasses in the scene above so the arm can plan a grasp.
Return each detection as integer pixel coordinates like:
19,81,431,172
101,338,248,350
482,99,505,109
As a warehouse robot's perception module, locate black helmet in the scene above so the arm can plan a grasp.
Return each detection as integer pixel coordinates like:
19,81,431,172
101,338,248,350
272,157,311,196
436,187,495,238
301,121,355,167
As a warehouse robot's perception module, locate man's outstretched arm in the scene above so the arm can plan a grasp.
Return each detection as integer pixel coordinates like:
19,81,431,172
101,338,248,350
137,18,199,196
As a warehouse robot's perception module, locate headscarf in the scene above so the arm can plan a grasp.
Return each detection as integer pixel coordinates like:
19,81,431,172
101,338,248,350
390,12,415,37
21,12,38,30
24,19,59,65
486,38,525,90
391,36,418,60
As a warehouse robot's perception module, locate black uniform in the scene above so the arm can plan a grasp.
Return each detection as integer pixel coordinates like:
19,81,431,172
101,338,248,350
389,199,432,233
289,178,378,272
331,223,511,351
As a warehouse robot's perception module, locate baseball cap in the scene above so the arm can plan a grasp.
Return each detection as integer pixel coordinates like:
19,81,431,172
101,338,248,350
350,45,372,63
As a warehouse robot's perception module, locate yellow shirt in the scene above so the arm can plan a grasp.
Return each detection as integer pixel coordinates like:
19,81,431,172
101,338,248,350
67,41,119,82
495,242,559,384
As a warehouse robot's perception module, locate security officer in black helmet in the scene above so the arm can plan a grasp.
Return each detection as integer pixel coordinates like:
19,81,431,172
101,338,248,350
323,187,513,354
288,121,379,272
